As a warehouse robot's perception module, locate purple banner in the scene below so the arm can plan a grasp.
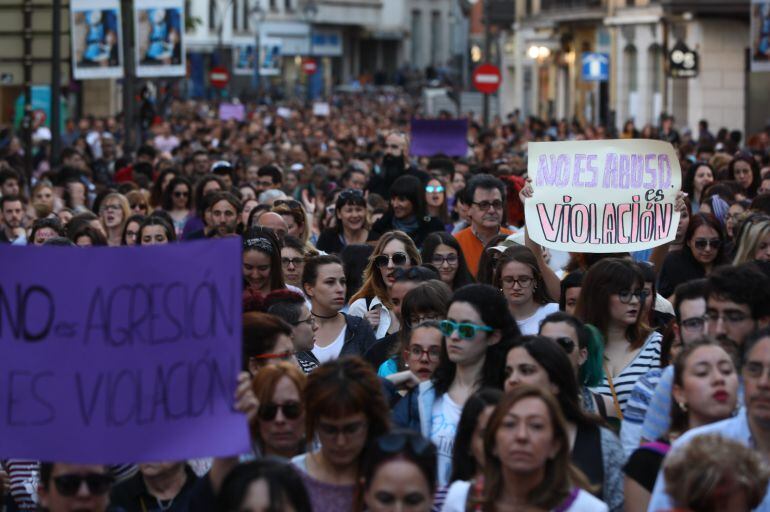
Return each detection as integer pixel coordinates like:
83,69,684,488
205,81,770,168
410,118,468,157
219,103,246,121
0,239,249,464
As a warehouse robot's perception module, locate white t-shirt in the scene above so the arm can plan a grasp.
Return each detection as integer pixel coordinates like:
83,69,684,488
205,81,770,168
517,302,559,335
441,481,608,512
312,325,346,363
430,394,462,487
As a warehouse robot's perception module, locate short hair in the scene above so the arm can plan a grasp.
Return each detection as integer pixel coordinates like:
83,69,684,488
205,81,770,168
217,459,311,512
71,225,107,246
706,263,770,321
265,289,306,325
0,194,23,210
208,191,242,214
258,165,283,185
673,279,707,323
558,271,584,311
0,167,20,186
242,312,293,370
251,362,306,439
137,144,157,161
29,217,64,242
137,215,176,244
65,211,99,238
465,173,506,204
390,174,426,218
664,434,770,512
304,356,390,441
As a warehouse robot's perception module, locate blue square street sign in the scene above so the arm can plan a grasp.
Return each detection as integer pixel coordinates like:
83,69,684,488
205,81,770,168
582,52,609,82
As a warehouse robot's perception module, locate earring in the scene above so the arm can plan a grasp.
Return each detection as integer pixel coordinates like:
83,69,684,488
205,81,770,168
678,401,688,412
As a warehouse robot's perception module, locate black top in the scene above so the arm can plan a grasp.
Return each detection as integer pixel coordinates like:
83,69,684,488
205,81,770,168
623,440,670,492
110,465,199,512
315,229,345,254
368,212,445,248
571,423,604,494
657,249,706,298
364,331,400,369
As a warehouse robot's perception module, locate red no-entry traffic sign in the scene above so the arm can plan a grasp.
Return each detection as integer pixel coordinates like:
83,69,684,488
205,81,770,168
210,66,230,89
472,63,501,94
302,59,318,75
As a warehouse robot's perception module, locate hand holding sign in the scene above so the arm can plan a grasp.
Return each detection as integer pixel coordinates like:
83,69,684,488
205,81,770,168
523,139,682,253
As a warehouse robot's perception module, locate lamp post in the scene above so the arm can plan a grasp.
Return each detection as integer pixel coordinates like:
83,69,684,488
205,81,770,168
303,1,318,103
249,1,266,101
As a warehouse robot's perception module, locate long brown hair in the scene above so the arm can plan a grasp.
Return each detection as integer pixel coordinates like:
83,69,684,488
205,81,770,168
480,386,592,511
348,230,421,308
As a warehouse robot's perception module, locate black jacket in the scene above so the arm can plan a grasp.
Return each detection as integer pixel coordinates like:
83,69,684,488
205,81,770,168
657,249,706,298
368,212,445,248
340,313,378,358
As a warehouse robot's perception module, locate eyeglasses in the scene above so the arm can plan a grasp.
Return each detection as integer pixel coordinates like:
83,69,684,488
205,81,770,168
317,420,367,438
439,319,493,340
705,310,750,324
250,350,295,361
258,401,302,421
173,191,189,198
553,337,576,354
291,315,314,327
680,316,707,330
101,204,121,212
744,362,770,379
432,254,458,266
274,199,302,210
426,185,445,194
132,203,148,210
407,344,442,361
52,473,114,497
373,252,409,268
501,276,534,288
471,200,503,211
617,289,648,304
693,238,721,250
376,432,433,456
281,257,304,268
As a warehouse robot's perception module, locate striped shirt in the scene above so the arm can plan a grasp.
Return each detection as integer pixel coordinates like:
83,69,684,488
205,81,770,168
591,332,662,414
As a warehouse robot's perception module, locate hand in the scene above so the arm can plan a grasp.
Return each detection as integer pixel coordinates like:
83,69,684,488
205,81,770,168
365,306,381,329
233,371,258,424
519,178,534,204
675,191,687,213
301,188,316,215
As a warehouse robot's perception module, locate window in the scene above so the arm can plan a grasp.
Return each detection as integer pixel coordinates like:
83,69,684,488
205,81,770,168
411,10,421,67
430,11,440,65
233,0,239,30
243,0,250,31
209,0,217,30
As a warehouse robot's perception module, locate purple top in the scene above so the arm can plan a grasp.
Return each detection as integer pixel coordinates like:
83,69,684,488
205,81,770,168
292,454,356,512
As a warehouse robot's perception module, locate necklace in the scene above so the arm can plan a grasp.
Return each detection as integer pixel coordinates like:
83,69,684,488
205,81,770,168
156,497,175,511
312,310,339,319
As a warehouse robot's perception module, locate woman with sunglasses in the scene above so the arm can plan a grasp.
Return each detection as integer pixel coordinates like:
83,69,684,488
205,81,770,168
316,188,369,254
658,213,728,299
251,362,307,459
503,336,624,511
421,232,475,290
576,258,661,415
292,357,390,512
442,385,607,512
303,255,377,363
494,246,559,335
623,338,739,512
349,231,421,339
540,312,611,419
368,175,445,249
733,214,770,264
425,178,450,229
393,284,519,486
161,176,193,238
359,430,438,512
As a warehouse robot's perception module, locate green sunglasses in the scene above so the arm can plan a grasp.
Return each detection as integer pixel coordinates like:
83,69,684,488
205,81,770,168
439,319,493,340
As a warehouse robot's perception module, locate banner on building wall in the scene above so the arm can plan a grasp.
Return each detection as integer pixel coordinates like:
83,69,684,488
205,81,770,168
259,36,282,76
233,44,257,76
70,0,124,80
134,0,186,77
751,0,770,72
524,139,681,253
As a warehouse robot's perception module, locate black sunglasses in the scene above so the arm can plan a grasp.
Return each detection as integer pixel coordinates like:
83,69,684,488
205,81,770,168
258,401,302,421
53,473,114,496
373,252,409,268
339,188,364,200
693,238,721,250
553,337,576,354
377,432,433,457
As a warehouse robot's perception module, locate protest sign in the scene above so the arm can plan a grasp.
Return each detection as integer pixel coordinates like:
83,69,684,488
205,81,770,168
524,139,681,253
70,0,124,80
313,102,331,117
0,239,249,464
134,0,186,78
410,119,468,157
219,103,246,121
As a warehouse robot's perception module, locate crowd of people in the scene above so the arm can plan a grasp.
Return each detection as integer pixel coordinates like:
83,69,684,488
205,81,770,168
3,92,770,511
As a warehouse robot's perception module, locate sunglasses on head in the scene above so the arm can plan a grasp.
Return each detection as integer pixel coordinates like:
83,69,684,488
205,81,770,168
274,199,302,210
439,319,493,339
52,473,114,497
339,188,364,201
258,401,302,421
377,432,433,457
373,252,409,268
693,238,721,250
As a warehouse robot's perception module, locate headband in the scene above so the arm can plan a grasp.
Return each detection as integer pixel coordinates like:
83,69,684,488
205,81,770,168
244,237,275,253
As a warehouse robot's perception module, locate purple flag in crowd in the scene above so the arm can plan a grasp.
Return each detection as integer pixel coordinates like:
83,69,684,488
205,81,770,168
410,118,468,157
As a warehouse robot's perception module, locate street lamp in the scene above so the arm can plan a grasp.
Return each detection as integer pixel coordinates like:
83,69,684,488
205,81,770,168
249,0,266,100
303,1,319,102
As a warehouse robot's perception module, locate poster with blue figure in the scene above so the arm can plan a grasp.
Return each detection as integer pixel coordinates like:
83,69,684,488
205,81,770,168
752,0,770,71
70,0,123,79
134,0,186,77
233,44,256,76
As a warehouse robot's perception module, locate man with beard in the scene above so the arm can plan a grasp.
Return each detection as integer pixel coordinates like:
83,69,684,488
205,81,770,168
452,174,511,276
206,191,241,238
0,195,25,243
368,131,429,199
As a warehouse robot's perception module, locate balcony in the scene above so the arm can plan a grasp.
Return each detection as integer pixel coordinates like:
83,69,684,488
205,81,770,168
540,0,603,10
659,0,749,17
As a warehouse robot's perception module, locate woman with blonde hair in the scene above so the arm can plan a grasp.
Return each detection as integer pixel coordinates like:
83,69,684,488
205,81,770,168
98,192,131,246
348,230,421,339
733,213,770,264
